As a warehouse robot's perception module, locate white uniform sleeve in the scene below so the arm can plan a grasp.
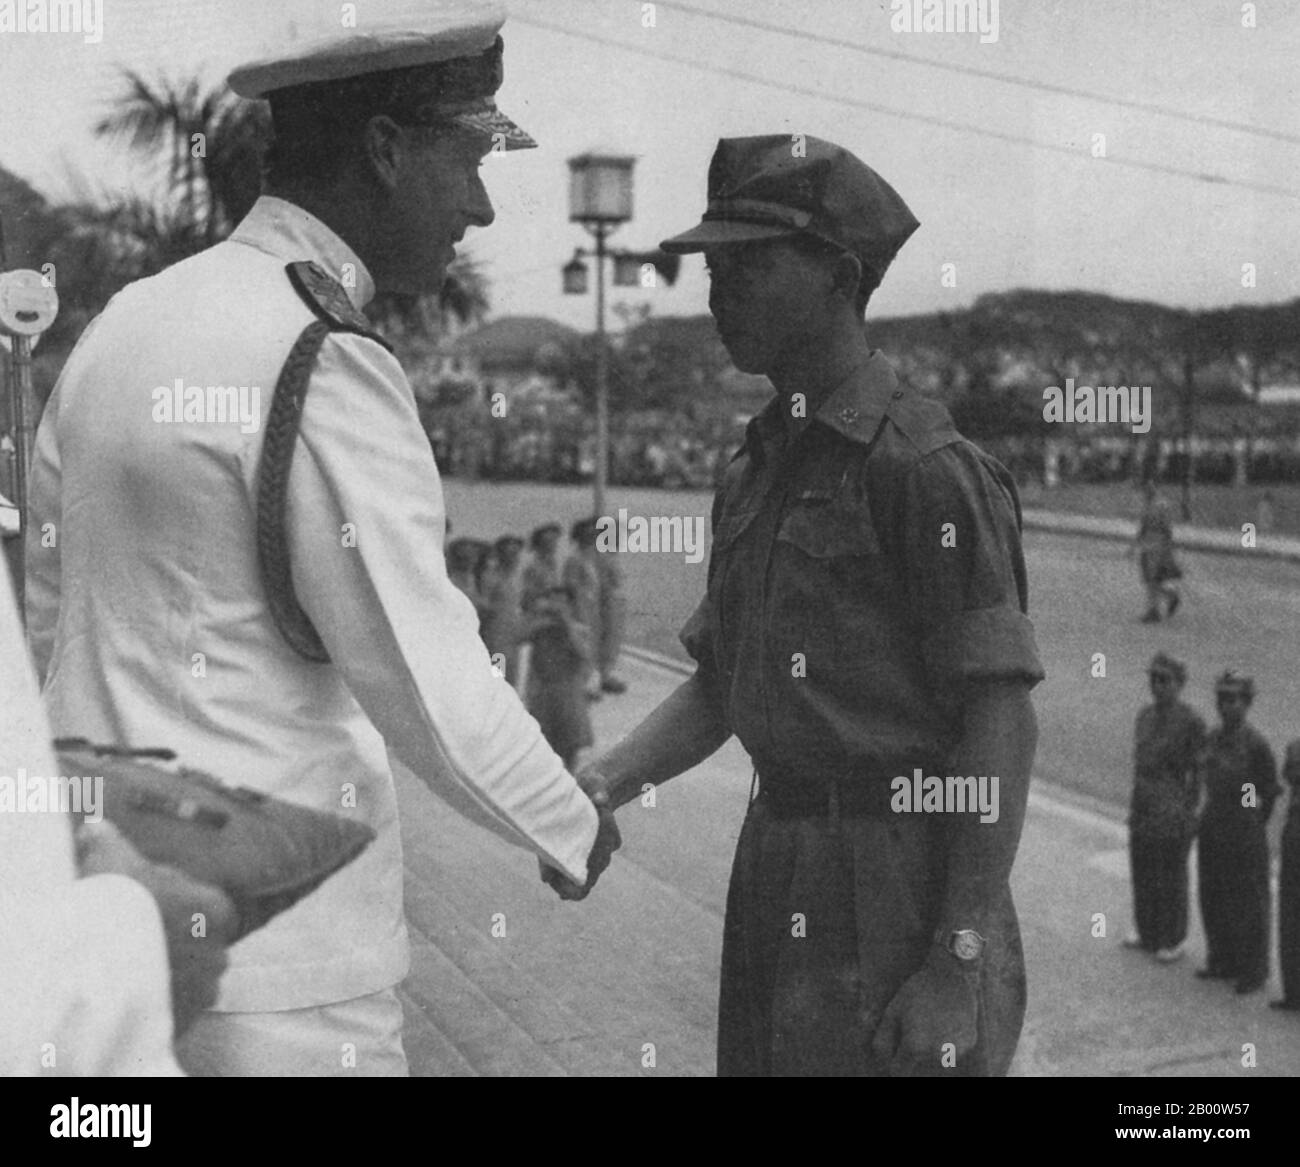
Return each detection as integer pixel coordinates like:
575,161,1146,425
0,553,182,1076
279,332,599,884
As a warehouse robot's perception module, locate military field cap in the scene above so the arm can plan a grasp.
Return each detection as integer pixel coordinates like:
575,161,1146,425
1215,669,1255,698
660,135,919,280
227,0,535,149
1148,652,1186,684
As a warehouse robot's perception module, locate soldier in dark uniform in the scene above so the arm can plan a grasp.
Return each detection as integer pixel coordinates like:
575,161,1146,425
562,518,604,699
483,534,525,686
1132,483,1181,623
1195,671,1279,994
1123,652,1205,961
1273,740,1300,1010
551,136,1044,1076
521,522,562,611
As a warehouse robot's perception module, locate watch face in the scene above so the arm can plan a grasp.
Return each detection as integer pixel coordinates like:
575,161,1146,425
952,931,984,961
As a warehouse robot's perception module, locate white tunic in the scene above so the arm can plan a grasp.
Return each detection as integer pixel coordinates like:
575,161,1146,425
25,196,598,1013
0,552,181,1075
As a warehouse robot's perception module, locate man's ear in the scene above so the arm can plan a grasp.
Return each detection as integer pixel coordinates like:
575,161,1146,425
831,251,863,303
362,115,406,191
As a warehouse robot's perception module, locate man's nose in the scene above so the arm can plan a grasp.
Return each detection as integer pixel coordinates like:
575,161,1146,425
467,173,495,228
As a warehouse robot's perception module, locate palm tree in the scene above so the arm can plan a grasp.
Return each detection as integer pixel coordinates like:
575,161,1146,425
94,70,272,247
94,73,213,238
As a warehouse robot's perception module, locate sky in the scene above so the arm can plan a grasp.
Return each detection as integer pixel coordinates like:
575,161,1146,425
0,0,1298,334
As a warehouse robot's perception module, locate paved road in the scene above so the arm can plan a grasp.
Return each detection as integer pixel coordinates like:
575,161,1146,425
1027,529,1300,815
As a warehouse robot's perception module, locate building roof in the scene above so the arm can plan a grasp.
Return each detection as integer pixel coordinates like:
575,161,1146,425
442,315,580,369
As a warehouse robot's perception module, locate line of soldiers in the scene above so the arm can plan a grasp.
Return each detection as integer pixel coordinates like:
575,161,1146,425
1127,654,1300,1007
446,518,627,768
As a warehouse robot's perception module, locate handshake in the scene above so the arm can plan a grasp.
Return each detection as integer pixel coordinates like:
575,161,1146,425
539,768,622,902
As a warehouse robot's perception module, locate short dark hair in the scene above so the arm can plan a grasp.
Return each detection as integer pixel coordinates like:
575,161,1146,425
264,72,458,190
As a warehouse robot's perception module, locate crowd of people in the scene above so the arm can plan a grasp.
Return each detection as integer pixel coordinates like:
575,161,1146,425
1126,654,1299,1009
445,518,628,769
427,404,739,491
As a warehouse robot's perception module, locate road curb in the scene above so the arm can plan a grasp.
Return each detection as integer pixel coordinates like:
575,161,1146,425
1022,509,1300,563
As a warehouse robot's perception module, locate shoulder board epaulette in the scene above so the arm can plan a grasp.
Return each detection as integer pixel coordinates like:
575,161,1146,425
884,389,962,458
286,261,393,352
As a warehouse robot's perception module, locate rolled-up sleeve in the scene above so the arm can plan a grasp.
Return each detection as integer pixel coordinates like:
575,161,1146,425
276,332,598,884
899,442,1045,696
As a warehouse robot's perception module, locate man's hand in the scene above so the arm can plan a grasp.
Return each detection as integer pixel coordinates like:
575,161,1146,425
76,820,240,1037
539,786,621,901
870,948,980,1075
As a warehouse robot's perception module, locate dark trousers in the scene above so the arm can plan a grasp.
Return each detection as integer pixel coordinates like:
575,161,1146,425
1129,832,1190,951
1279,836,1300,1002
716,798,1025,1077
1198,826,1270,984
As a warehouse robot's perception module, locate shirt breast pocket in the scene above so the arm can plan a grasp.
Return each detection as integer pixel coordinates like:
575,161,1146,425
773,488,889,677
776,488,883,559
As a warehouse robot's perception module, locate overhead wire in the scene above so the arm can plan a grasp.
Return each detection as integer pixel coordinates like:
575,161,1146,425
653,0,1300,148
512,14,1300,204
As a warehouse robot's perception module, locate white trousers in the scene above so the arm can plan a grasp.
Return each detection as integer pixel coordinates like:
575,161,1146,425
176,987,408,1077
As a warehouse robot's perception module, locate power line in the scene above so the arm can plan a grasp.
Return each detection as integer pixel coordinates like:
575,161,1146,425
653,0,1300,148
513,15,1300,204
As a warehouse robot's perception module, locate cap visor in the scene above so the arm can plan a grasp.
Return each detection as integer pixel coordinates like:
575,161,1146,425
449,104,537,150
659,219,798,253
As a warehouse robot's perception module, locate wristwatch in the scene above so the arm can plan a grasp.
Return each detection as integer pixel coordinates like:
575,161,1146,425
936,928,986,963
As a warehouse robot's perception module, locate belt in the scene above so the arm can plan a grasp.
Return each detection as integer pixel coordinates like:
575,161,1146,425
753,761,906,819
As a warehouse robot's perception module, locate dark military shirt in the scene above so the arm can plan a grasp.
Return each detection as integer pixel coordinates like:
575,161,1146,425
1199,722,1280,838
1130,700,1206,839
680,350,1045,778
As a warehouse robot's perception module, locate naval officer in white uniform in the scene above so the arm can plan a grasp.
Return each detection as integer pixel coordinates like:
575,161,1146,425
25,0,618,1076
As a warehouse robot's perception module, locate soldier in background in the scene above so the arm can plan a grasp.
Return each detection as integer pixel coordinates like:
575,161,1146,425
445,537,491,620
1195,671,1279,994
1132,482,1182,623
524,581,595,771
1123,652,1205,962
595,545,628,695
483,534,525,686
562,518,603,700
522,521,562,610
1274,740,1300,1010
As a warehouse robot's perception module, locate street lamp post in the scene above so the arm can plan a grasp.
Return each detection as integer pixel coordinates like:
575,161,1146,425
566,151,635,521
